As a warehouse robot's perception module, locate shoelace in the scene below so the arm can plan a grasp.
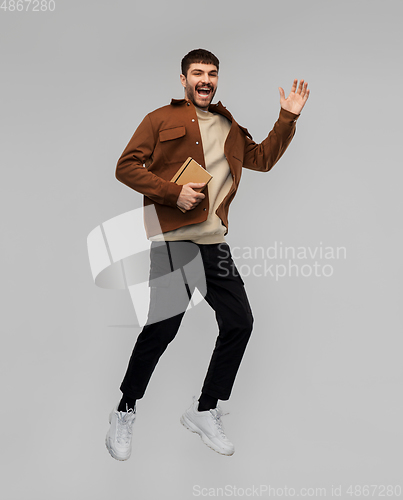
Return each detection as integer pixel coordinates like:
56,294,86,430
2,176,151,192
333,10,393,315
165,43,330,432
190,396,230,438
116,410,136,445
209,406,229,438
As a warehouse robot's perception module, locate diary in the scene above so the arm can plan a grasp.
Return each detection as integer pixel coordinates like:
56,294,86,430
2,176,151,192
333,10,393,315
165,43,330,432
170,157,212,212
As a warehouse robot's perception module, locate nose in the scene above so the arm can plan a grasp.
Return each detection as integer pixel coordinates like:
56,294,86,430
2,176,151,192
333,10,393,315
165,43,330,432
202,73,211,84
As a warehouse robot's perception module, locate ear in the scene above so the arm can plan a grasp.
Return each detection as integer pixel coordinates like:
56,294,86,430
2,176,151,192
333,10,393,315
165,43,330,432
180,74,186,88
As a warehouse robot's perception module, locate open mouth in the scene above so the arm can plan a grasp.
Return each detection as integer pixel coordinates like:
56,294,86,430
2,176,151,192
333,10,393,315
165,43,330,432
196,86,212,98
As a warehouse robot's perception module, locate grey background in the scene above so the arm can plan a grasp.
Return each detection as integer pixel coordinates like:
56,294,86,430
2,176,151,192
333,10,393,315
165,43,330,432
1,0,402,499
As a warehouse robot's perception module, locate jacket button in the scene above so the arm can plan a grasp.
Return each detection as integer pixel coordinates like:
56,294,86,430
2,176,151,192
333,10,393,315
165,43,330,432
203,208,207,211
192,119,195,122
196,141,199,145
187,102,190,106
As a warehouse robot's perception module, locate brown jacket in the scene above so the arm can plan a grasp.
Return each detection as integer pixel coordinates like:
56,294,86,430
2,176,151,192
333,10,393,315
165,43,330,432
116,98,299,237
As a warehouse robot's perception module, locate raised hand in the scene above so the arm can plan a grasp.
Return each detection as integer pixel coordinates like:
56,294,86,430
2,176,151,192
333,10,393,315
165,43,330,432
279,79,310,115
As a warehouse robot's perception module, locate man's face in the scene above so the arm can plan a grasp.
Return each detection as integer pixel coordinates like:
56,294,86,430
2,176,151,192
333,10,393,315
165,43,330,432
180,63,218,110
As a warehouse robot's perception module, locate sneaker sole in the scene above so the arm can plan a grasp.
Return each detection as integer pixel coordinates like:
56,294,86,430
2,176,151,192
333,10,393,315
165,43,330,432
180,414,234,456
105,434,131,461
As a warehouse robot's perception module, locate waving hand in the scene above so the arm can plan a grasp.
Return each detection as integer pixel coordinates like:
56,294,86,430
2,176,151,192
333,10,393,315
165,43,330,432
279,79,310,115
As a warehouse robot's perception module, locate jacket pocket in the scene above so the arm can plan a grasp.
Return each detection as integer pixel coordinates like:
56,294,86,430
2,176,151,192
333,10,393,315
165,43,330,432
159,126,186,142
158,126,187,164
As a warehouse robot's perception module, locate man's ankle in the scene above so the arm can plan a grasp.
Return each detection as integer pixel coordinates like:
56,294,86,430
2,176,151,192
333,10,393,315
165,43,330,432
118,395,136,412
198,393,218,412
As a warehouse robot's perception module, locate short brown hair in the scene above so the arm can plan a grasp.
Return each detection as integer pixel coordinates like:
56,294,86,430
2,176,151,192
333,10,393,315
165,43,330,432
181,49,219,77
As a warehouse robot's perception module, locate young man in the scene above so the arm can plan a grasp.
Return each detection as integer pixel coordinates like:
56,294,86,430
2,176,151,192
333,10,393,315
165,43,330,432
106,49,310,460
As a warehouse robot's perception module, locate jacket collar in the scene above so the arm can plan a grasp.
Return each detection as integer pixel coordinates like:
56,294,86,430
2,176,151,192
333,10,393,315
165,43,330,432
170,98,252,139
170,98,187,105
170,97,225,110
170,98,232,123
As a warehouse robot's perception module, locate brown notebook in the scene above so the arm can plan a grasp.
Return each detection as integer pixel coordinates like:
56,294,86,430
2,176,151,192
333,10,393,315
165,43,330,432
170,157,212,212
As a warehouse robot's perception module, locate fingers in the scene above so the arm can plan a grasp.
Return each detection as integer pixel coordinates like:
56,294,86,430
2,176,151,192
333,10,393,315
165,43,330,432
187,183,206,203
294,79,309,98
187,182,206,188
179,183,206,210
301,81,309,100
185,194,204,210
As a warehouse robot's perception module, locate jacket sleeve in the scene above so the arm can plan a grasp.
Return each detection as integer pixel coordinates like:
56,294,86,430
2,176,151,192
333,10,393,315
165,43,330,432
242,108,300,172
115,114,182,207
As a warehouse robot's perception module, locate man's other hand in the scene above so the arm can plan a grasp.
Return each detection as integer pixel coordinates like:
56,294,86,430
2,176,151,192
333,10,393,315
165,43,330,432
176,182,206,211
279,79,310,115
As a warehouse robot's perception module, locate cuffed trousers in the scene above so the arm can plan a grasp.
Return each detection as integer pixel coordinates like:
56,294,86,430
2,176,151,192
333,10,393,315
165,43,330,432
120,241,254,401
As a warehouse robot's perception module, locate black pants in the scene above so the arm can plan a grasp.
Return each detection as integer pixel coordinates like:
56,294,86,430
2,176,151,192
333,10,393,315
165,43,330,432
120,241,254,401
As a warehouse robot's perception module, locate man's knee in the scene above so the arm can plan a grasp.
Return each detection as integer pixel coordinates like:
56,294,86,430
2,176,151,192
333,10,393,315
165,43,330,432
246,312,254,334
238,310,254,337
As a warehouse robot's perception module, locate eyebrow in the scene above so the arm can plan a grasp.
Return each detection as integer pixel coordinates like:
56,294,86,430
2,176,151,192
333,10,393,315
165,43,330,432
191,69,218,75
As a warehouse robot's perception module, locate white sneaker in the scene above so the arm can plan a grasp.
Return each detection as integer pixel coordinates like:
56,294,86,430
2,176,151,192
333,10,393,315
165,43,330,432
180,399,235,456
105,404,136,461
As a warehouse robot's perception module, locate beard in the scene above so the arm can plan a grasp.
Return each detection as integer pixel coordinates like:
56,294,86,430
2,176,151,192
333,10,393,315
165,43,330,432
185,81,217,109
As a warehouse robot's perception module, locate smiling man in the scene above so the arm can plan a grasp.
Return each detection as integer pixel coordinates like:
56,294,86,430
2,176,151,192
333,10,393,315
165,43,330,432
181,62,218,110
106,48,310,461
